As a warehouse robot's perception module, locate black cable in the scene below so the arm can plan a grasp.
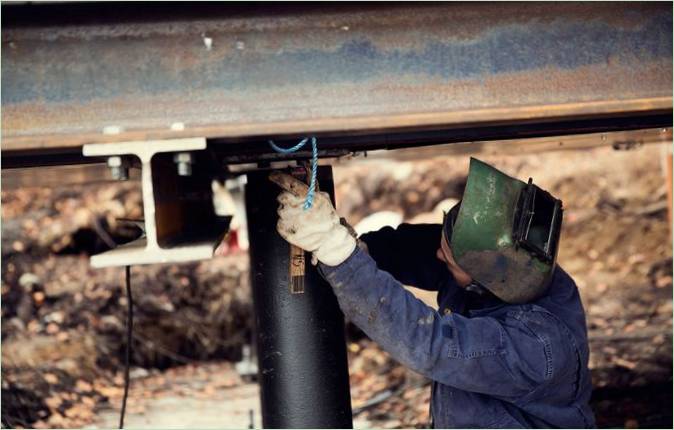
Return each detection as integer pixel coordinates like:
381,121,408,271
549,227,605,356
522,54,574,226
119,265,133,429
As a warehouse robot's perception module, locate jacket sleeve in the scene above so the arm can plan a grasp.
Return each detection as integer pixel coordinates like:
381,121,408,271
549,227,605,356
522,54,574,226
320,247,556,399
359,223,448,291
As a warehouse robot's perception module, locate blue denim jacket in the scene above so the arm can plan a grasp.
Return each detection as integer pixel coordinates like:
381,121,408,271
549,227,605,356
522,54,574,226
319,224,595,428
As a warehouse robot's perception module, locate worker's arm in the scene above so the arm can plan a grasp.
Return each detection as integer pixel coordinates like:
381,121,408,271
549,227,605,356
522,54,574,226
360,223,448,291
319,247,565,399
269,172,562,397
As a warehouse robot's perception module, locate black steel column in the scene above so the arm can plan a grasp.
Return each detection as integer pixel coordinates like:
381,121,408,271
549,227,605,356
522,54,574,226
245,167,353,429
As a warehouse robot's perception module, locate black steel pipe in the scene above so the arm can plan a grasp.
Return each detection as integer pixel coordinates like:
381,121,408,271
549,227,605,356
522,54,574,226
245,167,353,429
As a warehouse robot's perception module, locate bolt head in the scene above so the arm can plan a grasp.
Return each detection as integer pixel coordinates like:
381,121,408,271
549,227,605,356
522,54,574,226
107,156,122,167
173,152,193,163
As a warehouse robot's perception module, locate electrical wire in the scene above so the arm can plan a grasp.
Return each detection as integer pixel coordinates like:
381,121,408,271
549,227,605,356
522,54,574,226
119,265,133,429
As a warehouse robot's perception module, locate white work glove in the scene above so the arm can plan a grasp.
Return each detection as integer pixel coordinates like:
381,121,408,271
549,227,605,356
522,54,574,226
269,171,356,267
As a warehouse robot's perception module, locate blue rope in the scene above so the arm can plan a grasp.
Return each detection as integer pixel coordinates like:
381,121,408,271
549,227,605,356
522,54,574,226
268,136,318,210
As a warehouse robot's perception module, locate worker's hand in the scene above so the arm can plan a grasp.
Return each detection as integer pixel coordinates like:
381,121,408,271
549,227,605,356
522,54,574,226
269,171,356,266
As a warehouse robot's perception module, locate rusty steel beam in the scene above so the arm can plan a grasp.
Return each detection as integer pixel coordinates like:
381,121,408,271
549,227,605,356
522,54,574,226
355,127,674,162
3,127,671,186
1,2,672,155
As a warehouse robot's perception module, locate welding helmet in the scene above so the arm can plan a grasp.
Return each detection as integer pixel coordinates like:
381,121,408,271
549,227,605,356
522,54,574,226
444,158,563,304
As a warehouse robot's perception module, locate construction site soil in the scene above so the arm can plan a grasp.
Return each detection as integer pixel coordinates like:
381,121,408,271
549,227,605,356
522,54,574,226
2,143,672,428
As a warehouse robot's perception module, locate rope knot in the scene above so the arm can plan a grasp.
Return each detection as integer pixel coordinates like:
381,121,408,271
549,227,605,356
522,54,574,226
268,136,318,210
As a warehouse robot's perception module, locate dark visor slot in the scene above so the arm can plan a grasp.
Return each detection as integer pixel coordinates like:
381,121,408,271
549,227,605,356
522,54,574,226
513,179,563,263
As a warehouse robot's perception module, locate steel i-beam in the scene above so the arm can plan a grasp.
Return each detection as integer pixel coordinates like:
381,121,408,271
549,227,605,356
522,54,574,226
245,166,353,428
82,138,229,267
2,2,671,152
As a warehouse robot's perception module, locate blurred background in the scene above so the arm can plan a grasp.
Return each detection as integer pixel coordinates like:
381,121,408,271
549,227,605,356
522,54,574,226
2,141,672,429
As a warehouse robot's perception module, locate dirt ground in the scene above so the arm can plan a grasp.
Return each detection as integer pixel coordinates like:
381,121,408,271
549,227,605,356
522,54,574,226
2,142,672,428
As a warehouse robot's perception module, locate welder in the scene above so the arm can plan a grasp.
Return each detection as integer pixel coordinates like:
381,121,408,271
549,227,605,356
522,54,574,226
270,158,595,428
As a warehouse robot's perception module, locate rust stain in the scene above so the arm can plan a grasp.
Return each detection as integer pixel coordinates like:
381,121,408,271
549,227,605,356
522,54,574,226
2,2,670,150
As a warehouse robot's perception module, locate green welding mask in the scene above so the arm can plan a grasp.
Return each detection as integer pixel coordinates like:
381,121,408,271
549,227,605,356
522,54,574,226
446,158,564,304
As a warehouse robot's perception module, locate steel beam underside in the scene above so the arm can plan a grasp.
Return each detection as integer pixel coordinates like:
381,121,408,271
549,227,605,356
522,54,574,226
2,2,672,155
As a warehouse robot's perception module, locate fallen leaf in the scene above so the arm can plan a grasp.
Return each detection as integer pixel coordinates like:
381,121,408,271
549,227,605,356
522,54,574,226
75,380,93,392
47,413,65,427
32,420,49,429
656,276,672,289
44,373,58,384
44,396,62,410
81,396,96,407
32,291,45,306
611,356,637,370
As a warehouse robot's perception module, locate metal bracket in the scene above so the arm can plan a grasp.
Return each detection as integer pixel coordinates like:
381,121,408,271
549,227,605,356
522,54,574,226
83,137,229,268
